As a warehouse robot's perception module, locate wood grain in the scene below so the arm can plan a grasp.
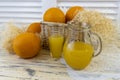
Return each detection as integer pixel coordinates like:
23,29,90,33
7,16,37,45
0,46,72,80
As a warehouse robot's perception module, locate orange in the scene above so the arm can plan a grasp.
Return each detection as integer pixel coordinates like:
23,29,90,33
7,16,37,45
27,22,41,33
43,7,65,23
13,32,41,59
66,6,84,22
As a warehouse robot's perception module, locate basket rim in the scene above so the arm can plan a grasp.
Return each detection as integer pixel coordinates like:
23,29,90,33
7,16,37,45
40,21,67,27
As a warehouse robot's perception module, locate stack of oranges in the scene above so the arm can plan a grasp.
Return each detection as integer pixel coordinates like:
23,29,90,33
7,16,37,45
43,6,84,23
12,6,84,59
13,23,41,59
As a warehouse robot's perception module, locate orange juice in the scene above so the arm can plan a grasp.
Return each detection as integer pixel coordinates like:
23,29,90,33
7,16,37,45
63,41,94,70
49,35,64,58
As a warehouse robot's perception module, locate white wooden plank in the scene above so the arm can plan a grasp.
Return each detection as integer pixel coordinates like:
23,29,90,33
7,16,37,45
0,0,43,23
59,7,117,14
0,19,41,23
0,0,41,2
0,2,42,7
0,13,42,18
0,8,42,13
58,2,118,8
58,0,119,2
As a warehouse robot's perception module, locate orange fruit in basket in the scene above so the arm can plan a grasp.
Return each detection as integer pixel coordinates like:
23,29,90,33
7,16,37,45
43,7,65,23
66,6,84,22
27,22,41,33
13,32,41,59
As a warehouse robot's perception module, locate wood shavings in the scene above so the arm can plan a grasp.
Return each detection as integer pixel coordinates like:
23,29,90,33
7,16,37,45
72,10,118,46
1,23,24,53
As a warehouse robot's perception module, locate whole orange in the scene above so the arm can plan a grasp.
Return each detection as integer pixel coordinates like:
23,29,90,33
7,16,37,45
27,22,41,33
13,32,41,59
66,6,84,22
43,7,65,23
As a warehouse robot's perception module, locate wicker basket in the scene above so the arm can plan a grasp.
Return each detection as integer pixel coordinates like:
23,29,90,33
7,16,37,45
41,22,67,50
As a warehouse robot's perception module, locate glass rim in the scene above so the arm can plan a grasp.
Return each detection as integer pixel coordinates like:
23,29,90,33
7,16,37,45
67,21,91,31
41,21,67,27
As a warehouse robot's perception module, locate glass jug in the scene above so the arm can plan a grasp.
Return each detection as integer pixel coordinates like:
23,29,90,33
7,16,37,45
63,22,102,70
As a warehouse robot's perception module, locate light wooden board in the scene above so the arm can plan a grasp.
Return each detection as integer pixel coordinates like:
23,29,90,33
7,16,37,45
0,46,72,80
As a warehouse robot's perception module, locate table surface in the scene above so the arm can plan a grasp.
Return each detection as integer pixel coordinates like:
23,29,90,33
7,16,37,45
0,46,72,80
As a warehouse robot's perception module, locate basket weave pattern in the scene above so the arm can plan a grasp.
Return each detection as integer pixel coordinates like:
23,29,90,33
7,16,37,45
41,22,67,50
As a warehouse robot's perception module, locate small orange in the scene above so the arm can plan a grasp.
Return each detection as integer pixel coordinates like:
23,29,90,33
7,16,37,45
27,22,41,33
66,6,84,22
43,7,65,23
13,32,41,59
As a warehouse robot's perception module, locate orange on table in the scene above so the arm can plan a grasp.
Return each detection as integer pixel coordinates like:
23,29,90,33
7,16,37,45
27,22,41,33
43,7,65,23
13,32,41,59
66,6,84,22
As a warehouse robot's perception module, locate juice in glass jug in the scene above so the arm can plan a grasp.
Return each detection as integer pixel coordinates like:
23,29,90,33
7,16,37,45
63,22,102,70
64,41,94,70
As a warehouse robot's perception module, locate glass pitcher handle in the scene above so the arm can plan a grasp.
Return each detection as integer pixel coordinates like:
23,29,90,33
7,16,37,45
89,32,102,57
